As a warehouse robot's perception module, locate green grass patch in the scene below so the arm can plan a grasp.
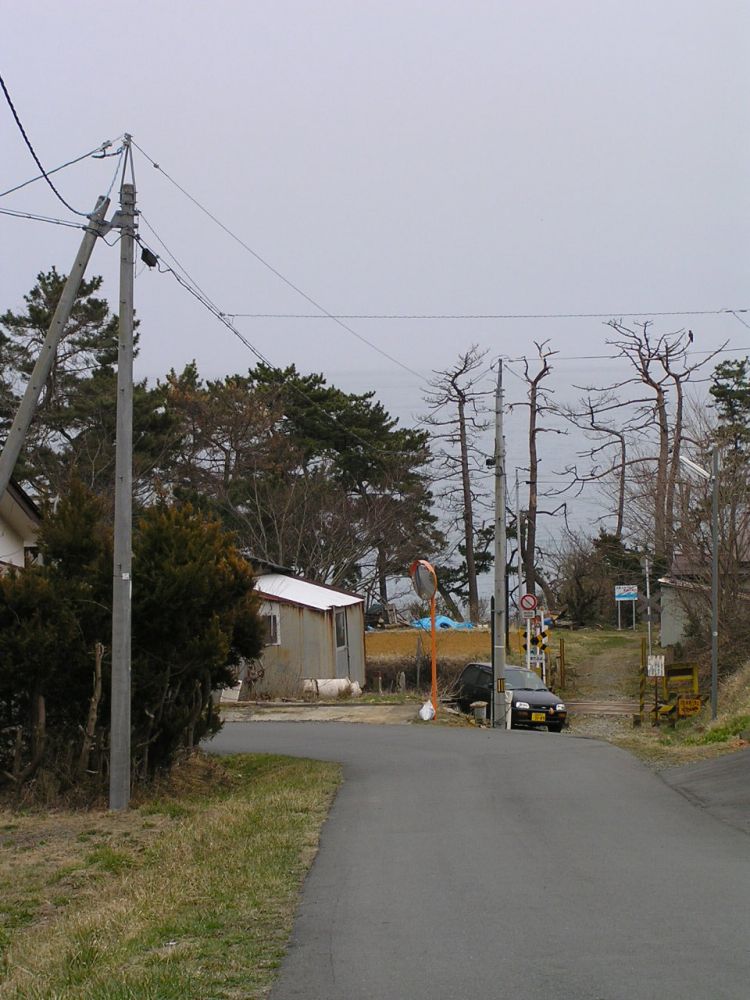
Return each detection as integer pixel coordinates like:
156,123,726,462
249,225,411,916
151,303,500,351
689,714,750,745
84,845,136,874
358,692,420,704
0,753,341,999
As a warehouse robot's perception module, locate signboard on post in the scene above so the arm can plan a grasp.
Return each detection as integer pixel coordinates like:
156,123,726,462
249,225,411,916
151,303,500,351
615,584,638,631
615,585,638,601
647,655,665,677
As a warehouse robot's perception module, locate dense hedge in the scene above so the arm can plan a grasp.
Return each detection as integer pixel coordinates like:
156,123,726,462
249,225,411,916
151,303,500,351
0,484,263,794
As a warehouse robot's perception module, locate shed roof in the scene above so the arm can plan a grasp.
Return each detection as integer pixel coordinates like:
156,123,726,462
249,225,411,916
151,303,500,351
255,573,363,612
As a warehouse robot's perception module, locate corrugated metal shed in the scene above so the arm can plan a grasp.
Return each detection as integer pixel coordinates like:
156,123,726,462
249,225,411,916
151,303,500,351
255,573,363,611
242,572,366,698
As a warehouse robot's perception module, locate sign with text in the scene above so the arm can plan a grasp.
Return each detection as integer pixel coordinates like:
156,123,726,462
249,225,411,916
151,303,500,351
677,697,702,718
647,654,665,677
615,585,638,602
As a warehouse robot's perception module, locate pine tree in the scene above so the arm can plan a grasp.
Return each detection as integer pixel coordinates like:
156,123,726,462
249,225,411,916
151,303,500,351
1,269,178,501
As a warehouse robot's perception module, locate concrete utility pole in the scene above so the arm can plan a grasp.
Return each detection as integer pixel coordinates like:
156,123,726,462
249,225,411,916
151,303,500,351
492,360,507,728
710,446,719,720
515,470,523,626
0,196,110,501
110,146,136,811
679,447,720,720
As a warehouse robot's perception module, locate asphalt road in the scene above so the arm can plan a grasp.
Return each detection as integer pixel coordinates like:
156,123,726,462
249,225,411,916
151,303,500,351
208,724,750,1000
662,749,750,836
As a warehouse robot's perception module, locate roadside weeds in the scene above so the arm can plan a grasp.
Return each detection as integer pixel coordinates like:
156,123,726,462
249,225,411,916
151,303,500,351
0,753,341,999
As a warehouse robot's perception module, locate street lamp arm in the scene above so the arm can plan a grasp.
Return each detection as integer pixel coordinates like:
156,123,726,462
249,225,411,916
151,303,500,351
678,454,711,480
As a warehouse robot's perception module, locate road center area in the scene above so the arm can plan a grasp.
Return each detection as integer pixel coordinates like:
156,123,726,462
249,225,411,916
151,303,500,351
208,722,749,1000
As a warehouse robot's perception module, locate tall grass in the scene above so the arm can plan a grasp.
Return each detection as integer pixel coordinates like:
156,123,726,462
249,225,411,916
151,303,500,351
0,754,340,999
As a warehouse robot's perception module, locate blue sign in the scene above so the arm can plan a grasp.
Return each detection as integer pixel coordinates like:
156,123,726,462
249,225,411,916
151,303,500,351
615,585,638,601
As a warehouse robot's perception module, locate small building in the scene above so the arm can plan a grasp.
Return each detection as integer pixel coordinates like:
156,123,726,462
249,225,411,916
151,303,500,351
0,480,41,570
251,572,365,698
659,579,692,647
660,573,750,647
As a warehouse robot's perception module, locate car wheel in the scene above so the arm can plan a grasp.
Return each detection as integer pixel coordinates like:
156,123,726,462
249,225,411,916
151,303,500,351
548,722,563,733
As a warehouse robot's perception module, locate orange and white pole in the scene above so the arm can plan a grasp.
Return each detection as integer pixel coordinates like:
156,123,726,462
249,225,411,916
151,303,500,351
410,559,439,721
430,593,438,716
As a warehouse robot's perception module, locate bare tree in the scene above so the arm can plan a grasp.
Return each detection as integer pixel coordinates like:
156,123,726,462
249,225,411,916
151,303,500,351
512,340,565,602
559,391,644,540
670,400,750,670
423,346,490,622
568,321,726,564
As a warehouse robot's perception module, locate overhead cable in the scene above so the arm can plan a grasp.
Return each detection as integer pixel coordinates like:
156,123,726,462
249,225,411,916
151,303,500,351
0,72,90,217
0,206,84,229
140,213,225,317
225,308,746,321
104,146,126,200
728,310,750,333
134,223,427,461
131,140,425,380
0,138,120,199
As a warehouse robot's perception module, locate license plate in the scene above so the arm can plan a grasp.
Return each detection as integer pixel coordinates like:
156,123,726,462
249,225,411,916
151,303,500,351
531,712,546,723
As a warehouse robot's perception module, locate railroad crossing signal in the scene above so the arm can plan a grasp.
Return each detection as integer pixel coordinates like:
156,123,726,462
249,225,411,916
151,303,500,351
522,629,548,651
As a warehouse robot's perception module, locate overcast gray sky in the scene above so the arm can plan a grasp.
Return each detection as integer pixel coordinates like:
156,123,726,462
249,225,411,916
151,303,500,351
2,1,749,541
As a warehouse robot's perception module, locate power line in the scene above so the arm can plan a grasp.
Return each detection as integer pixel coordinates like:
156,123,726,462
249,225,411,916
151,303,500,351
0,138,120,199
140,213,226,318
104,146,126,200
131,140,425,381
728,310,750,333
0,206,84,229
0,73,89,217
499,346,746,370
131,139,747,384
134,225,424,463
225,308,745,321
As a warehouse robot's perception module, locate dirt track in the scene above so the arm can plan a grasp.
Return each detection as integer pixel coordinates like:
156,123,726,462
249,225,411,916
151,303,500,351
223,702,419,724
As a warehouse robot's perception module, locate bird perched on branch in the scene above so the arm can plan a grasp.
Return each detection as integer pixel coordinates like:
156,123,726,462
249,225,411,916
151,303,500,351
688,330,694,343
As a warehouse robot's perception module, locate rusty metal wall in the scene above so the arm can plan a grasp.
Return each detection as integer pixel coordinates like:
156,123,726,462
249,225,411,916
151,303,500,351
256,600,365,697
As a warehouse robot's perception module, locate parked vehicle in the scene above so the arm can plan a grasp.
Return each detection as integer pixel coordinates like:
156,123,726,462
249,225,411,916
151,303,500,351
454,662,567,732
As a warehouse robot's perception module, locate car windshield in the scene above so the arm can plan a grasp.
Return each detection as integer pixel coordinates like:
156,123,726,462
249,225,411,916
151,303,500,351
504,668,548,691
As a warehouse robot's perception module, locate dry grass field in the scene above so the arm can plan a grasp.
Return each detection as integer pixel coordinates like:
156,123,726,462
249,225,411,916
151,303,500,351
365,624,648,698
365,627,492,662
0,753,340,999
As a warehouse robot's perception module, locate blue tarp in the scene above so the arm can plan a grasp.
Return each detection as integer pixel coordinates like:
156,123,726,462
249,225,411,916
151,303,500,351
410,615,475,630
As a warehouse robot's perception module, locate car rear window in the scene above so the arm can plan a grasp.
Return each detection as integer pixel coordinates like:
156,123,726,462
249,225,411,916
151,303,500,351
461,665,489,687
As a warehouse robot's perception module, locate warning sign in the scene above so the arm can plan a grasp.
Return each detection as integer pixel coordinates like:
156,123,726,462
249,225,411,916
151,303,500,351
647,655,665,677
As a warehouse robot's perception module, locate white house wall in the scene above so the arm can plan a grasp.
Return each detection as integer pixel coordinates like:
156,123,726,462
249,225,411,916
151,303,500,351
0,484,41,570
0,518,28,568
